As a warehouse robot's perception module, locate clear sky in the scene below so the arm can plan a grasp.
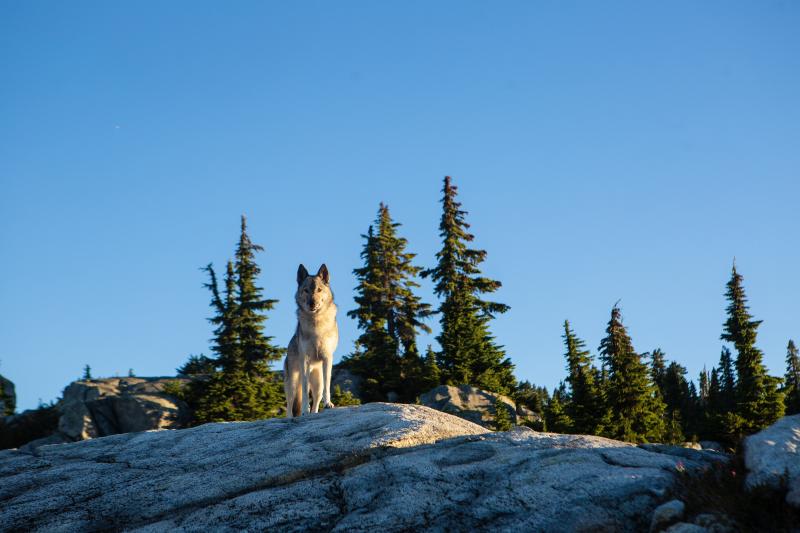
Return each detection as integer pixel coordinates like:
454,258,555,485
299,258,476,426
1,2,798,411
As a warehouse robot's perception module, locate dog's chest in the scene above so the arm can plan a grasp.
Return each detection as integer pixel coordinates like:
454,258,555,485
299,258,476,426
297,329,334,360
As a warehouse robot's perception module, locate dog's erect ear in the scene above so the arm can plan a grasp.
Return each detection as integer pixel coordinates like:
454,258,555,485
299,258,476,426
297,264,309,285
317,264,330,285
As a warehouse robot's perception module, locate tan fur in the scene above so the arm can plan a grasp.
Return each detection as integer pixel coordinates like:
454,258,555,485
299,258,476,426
283,264,339,417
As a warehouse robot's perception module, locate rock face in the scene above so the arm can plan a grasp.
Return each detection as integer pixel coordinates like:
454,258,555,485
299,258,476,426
330,367,363,400
0,374,15,416
743,413,800,509
21,377,189,450
0,403,727,532
420,384,517,428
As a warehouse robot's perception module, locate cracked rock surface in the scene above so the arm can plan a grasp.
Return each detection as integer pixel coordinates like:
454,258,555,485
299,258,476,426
743,413,800,509
1,403,724,532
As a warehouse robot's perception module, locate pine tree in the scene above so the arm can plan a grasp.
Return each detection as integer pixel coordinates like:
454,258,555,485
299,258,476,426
598,306,665,443
346,204,431,402
186,218,285,424
721,264,784,437
659,360,690,442
562,320,602,434
784,340,800,415
422,176,515,395
82,365,92,381
493,398,514,431
545,383,573,433
717,347,736,414
234,215,284,373
649,349,667,392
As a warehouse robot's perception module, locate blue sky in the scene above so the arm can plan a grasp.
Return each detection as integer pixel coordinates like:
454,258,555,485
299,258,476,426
1,2,798,410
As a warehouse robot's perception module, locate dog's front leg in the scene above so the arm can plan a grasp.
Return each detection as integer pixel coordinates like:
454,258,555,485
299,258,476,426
322,354,334,409
300,355,310,415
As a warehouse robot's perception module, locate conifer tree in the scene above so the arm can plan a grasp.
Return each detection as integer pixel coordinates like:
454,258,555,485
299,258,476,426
598,306,666,443
185,218,285,424
82,365,92,381
784,340,800,415
422,176,515,395
346,204,431,401
562,320,603,434
545,383,573,433
234,216,284,372
649,349,667,392
721,264,784,436
717,347,736,414
493,398,514,431
659,360,691,442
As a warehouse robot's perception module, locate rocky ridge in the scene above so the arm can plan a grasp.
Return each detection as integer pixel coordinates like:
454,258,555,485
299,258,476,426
1,403,729,532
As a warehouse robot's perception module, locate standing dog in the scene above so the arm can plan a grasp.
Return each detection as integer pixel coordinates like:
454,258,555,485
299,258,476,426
284,264,339,417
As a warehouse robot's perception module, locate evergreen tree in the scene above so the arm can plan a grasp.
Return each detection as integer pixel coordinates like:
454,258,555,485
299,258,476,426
784,340,800,415
82,365,92,381
721,264,784,437
514,381,549,419
717,347,736,414
562,320,602,434
234,215,283,372
185,218,285,424
493,398,514,431
422,176,515,395
649,349,667,392
660,360,691,442
598,306,665,443
545,383,573,433
177,354,217,376
346,204,431,402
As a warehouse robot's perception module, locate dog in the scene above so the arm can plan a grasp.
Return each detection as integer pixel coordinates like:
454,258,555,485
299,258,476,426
284,264,339,417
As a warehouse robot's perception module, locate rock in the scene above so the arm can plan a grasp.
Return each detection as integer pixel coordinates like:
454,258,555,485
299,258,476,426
331,367,363,400
0,374,15,415
664,523,707,533
57,377,190,441
516,403,543,422
419,384,517,428
681,442,702,450
650,499,685,532
0,403,727,532
743,414,800,509
699,441,724,453
693,513,735,533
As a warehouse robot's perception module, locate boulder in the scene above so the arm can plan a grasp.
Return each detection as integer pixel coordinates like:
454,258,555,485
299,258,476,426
650,499,685,532
699,441,724,453
0,403,727,531
516,403,543,423
330,367,363,400
743,413,800,509
9,377,191,451
419,384,517,428
0,374,15,416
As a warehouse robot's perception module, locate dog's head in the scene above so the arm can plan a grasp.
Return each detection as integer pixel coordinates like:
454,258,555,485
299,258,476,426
295,263,332,313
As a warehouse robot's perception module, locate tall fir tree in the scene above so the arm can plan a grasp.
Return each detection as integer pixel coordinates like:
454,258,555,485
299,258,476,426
720,264,784,437
784,340,800,415
346,204,431,401
659,360,691,443
717,347,736,414
422,176,515,395
234,215,284,372
186,218,285,424
598,306,666,443
545,382,573,434
562,320,603,434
